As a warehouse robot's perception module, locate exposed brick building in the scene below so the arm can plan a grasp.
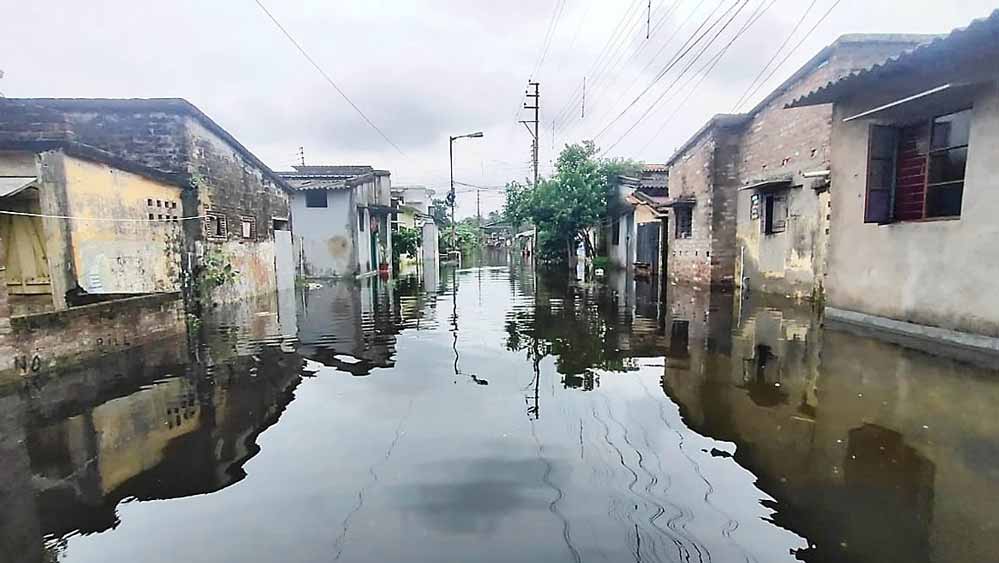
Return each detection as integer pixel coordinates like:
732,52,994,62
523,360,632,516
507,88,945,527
659,34,932,296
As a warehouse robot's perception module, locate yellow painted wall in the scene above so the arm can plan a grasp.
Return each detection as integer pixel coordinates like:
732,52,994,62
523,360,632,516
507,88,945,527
634,202,661,225
91,378,201,493
62,155,183,294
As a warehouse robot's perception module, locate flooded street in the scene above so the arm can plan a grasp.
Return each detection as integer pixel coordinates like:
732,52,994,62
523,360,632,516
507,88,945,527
2,257,998,563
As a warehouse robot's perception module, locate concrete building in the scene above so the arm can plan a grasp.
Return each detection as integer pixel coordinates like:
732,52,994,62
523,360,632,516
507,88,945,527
606,175,640,271
630,164,669,277
0,142,184,314
787,10,999,353
278,165,393,278
658,35,931,293
0,98,295,303
391,185,434,229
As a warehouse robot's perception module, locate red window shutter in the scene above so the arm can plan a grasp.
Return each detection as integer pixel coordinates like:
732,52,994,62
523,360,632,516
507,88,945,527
893,122,929,221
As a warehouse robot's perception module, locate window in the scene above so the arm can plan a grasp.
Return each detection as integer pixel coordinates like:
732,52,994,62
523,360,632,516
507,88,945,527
358,209,366,232
273,218,290,231
865,109,970,223
305,189,328,208
205,212,227,239
675,206,692,239
611,218,620,245
670,320,690,356
926,110,969,217
762,191,788,235
241,217,255,239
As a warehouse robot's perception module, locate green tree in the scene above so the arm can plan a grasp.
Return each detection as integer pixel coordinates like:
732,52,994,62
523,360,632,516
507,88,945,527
392,225,420,265
429,198,451,228
503,141,641,263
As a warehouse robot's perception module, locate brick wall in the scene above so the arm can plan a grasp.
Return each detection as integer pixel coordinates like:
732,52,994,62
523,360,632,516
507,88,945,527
711,128,742,286
735,39,929,299
665,126,746,287
0,293,185,385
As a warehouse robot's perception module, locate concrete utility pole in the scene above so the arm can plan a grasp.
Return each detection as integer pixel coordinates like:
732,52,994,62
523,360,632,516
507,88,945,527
520,81,540,187
448,131,484,252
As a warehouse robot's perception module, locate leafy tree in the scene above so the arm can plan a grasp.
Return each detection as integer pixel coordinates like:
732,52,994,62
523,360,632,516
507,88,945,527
502,141,641,263
429,198,451,228
392,225,420,264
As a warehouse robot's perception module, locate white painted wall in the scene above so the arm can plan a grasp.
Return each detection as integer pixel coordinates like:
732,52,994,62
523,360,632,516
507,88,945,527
827,82,999,336
290,188,354,277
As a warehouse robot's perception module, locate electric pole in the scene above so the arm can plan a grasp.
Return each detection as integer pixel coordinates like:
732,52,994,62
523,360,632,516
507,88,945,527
647,0,652,39
520,81,540,187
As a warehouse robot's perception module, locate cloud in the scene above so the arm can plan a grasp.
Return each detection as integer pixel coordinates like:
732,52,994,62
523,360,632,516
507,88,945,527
2,0,996,216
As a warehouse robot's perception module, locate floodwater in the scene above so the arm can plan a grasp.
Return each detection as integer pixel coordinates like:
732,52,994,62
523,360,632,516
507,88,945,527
2,255,998,563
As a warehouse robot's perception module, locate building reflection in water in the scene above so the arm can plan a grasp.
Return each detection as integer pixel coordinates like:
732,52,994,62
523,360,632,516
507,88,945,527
0,328,308,563
660,283,999,563
1,267,997,563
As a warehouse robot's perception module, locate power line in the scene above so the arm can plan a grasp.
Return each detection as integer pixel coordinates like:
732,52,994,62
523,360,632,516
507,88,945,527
735,0,843,112
0,209,205,223
550,0,645,127
601,0,755,154
638,0,780,153
592,0,743,143
732,0,818,112
560,0,684,132
253,0,407,157
557,0,695,140
531,0,570,79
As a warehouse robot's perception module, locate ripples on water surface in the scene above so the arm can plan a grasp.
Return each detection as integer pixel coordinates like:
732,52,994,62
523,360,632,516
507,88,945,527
2,256,998,563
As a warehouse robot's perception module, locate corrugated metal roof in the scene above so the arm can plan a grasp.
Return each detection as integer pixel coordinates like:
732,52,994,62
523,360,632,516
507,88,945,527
290,179,347,191
0,176,37,198
288,165,374,176
786,10,999,108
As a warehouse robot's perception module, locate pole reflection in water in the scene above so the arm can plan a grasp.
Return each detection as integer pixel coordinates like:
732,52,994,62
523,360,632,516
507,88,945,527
0,260,997,563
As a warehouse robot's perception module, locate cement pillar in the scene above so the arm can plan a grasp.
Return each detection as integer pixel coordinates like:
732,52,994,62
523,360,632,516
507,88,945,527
0,235,13,373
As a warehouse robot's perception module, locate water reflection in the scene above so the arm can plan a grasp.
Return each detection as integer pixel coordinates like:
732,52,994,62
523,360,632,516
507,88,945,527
0,264,997,563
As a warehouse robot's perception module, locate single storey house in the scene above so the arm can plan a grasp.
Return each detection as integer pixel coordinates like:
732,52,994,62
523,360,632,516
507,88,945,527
279,165,394,278
786,10,999,356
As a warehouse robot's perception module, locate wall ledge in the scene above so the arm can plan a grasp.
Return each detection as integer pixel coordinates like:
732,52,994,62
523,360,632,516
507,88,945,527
825,306,999,368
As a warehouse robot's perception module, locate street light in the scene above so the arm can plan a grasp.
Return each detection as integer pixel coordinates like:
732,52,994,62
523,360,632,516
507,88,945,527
449,131,484,256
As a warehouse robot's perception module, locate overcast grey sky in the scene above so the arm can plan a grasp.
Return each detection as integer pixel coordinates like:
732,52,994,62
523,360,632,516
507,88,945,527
1,0,995,217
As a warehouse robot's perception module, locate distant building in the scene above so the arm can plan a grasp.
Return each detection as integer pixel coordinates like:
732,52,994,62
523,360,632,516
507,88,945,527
657,35,932,293
606,175,640,270
278,165,393,278
391,185,434,230
787,10,999,354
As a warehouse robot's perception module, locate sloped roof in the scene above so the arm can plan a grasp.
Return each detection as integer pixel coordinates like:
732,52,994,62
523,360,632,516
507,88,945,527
663,34,934,166
288,179,348,191
786,10,999,108
288,165,374,176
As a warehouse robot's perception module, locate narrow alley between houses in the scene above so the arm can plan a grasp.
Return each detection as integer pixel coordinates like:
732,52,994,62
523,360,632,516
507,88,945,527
2,255,998,563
